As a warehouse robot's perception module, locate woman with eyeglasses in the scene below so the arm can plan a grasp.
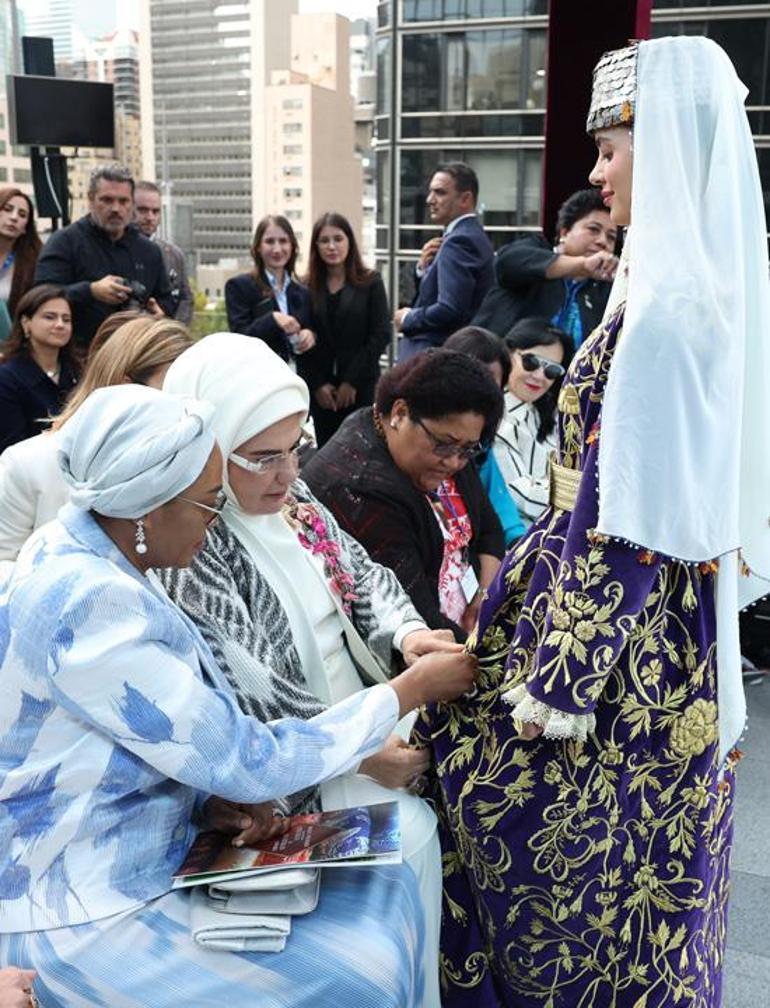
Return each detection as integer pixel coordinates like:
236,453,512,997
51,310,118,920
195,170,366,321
304,348,505,642
300,212,391,447
494,316,574,527
162,333,477,1007
0,382,479,1007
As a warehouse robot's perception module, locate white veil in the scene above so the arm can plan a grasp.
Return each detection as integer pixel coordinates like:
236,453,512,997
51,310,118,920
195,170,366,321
594,36,770,761
596,35,770,593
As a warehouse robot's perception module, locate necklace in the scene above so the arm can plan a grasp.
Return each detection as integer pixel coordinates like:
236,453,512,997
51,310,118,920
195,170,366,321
45,367,60,382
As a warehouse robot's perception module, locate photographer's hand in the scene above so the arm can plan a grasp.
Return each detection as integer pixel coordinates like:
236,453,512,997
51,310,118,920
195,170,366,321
90,275,132,305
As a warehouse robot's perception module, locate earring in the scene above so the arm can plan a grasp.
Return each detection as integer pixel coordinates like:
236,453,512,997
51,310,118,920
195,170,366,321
134,519,148,555
628,128,634,155
390,421,398,430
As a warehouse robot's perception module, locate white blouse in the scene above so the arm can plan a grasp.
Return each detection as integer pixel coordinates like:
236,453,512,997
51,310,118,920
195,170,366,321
493,391,556,527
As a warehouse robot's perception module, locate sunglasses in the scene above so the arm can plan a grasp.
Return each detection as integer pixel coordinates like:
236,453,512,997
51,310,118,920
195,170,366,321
412,416,482,461
516,351,566,381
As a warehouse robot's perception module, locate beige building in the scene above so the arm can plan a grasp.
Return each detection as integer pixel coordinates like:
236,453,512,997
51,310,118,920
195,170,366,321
264,13,362,265
140,2,363,272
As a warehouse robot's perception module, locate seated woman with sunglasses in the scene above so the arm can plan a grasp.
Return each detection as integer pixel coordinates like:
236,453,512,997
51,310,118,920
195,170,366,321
161,334,476,1008
493,317,574,527
304,349,505,642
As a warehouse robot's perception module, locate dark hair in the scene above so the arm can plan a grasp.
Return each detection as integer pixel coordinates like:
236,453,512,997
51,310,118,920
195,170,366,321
0,187,42,315
375,348,503,445
434,161,479,204
250,214,299,296
88,163,135,197
504,317,574,442
135,180,161,197
4,284,76,371
444,325,511,389
555,188,609,242
305,211,374,306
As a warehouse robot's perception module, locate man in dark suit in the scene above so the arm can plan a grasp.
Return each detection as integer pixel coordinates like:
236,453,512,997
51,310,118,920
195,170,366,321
394,162,494,361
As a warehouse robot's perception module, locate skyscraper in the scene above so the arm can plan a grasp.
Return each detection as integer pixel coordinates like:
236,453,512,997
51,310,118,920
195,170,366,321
140,0,297,266
23,0,75,64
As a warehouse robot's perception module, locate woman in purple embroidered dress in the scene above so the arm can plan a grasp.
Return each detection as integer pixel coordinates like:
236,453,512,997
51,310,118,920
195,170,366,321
414,35,770,1008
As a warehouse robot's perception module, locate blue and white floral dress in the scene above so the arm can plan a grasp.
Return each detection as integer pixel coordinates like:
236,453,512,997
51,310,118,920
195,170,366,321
0,505,424,1007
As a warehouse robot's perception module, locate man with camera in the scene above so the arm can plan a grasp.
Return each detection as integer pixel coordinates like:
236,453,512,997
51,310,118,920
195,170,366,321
35,164,175,347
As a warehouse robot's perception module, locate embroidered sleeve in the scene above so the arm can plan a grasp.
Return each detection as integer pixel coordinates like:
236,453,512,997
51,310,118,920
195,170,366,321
501,681,596,741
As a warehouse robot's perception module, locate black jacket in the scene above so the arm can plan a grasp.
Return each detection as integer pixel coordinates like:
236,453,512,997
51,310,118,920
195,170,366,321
302,408,505,640
472,234,611,340
0,353,78,451
34,216,174,347
225,272,312,362
300,274,390,392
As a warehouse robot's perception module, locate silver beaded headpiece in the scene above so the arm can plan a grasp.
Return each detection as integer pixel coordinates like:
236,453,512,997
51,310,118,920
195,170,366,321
586,42,639,134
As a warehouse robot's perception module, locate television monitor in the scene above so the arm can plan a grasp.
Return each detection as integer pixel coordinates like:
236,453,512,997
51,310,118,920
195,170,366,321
7,75,115,148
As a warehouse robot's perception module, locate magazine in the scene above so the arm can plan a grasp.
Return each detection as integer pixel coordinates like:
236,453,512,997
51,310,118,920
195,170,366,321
173,801,401,889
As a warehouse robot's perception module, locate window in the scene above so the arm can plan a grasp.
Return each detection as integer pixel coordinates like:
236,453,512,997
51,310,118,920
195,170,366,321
376,37,392,118
13,168,31,183
283,187,302,199
402,0,547,20
285,209,302,220
402,28,546,114
0,167,7,182
282,122,303,134
282,98,303,110
282,165,302,177
283,144,302,155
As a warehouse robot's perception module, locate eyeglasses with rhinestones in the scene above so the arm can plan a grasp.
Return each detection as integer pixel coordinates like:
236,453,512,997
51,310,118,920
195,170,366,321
411,415,482,461
228,431,310,475
176,489,227,522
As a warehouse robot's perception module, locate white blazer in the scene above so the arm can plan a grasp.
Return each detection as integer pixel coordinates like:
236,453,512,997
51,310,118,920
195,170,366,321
0,431,68,576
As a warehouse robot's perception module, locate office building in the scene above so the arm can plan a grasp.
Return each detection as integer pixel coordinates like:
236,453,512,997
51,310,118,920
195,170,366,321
375,0,770,307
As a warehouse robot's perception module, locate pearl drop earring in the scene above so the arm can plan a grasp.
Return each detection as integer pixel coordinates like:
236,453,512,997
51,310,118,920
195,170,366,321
135,519,148,555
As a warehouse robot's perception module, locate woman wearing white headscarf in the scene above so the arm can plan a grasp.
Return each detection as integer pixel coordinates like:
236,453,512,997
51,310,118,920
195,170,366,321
0,383,478,1007
162,332,458,1007
414,36,770,1007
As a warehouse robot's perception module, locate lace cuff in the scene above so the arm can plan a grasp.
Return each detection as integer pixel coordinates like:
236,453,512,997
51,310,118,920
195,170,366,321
502,682,596,741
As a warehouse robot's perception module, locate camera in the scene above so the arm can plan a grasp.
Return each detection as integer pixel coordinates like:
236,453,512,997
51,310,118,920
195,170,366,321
119,278,149,310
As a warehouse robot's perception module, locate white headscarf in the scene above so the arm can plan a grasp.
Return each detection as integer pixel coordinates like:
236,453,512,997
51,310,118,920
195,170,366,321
596,36,770,596
162,332,309,499
163,333,325,675
57,384,216,518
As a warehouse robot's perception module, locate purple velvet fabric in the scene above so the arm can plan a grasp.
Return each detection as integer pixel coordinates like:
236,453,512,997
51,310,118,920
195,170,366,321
415,308,735,1008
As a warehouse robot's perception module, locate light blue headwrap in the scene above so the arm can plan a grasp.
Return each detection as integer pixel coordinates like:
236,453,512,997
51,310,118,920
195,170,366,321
57,385,216,518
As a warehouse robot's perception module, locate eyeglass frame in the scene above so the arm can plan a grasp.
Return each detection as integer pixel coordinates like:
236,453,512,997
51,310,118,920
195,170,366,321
176,488,227,520
411,415,483,461
515,350,566,381
228,431,310,475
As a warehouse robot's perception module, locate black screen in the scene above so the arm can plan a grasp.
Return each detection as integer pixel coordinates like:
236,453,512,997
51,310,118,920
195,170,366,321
8,75,115,148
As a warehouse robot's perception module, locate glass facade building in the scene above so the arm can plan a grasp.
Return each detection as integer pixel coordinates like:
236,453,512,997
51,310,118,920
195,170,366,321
375,1,770,309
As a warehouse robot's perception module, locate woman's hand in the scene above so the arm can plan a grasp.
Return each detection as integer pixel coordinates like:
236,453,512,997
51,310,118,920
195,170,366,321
0,968,37,1007
201,797,290,848
315,384,338,411
401,627,462,666
273,311,301,335
145,297,166,319
294,328,316,354
335,382,357,409
390,650,478,717
461,595,482,635
359,734,430,789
